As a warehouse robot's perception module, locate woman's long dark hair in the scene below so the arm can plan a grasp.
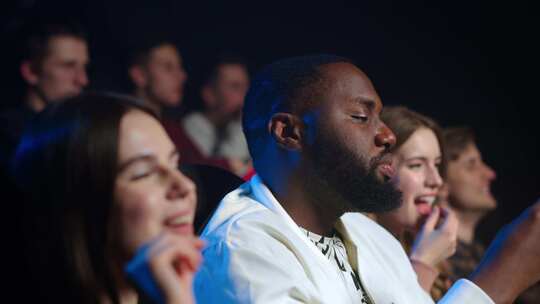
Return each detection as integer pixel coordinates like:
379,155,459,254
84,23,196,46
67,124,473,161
12,93,156,303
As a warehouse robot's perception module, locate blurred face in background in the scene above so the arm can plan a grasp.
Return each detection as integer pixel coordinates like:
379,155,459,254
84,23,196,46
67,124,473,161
134,44,187,108
24,35,89,102
113,110,196,259
445,143,496,212
203,63,249,121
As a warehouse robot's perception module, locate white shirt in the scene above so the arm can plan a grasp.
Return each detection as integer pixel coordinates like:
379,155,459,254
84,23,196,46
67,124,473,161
182,112,250,161
300,228,373,303
194,175,495,304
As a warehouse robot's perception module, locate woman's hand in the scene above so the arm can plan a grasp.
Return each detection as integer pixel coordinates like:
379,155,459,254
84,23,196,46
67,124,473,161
410,206,458,268
125,233,205,304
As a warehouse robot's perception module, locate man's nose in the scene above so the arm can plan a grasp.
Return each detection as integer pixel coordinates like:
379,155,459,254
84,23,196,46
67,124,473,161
482,162,496,181
375,123,396,151
76,67,89,87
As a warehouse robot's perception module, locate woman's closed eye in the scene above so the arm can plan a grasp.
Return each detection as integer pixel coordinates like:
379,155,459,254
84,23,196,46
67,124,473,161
129,162,158,181
407,162,423,170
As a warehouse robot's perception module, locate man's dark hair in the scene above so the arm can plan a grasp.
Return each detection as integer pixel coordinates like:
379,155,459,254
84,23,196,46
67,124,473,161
442,126,476,162
127,39,177,67
21,21,86,69
242,54,353,161
205,55,248,86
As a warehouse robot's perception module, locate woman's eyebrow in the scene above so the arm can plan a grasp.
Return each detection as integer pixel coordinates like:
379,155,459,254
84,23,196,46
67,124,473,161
405,156,442,162
404,156,428,162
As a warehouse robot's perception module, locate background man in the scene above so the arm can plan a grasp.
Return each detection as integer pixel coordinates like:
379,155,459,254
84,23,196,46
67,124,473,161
0,22,89,298
128,40,187,116
182,57,251,175
0,21,89,168
127,42,232,171
442,127,496,279
442,127,540,304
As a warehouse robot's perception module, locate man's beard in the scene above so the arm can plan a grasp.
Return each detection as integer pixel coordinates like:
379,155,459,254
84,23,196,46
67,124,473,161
305,131,402,215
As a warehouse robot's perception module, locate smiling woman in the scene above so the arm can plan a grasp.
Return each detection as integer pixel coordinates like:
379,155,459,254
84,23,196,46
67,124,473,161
376,106,458,300
12,93,202,304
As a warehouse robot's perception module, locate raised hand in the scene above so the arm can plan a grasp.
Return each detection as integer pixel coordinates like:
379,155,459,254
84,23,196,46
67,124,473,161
125,233,205,304
410,206,459,268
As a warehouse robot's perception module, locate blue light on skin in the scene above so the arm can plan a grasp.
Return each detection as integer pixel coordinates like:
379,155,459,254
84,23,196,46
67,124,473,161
125,240,166,304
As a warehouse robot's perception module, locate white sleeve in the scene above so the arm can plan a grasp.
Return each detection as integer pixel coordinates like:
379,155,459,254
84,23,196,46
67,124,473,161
438,279,495,304
194,236,323,304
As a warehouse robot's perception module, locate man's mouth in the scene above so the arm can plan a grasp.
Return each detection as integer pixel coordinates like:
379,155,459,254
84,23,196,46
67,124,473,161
378,163,395,182
375,153,394,181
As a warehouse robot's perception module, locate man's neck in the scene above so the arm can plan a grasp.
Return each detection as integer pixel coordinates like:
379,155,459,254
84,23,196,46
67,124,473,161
24,90,47,113
269,169,342,237
376,214,406,239
134,89,162,116
454,208,486,244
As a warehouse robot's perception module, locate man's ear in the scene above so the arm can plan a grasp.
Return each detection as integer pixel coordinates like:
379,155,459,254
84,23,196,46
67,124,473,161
269,113,304,151
128,65,148,88
20,61,39,85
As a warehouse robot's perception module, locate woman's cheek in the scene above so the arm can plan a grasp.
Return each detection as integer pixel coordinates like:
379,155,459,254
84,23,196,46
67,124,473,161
115,185,163,254
396,170,418,217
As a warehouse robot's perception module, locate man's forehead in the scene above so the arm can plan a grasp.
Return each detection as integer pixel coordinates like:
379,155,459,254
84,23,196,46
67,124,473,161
45,35,87,59
47,35,86,50
319,62,381,105
149,44,180,62
217,64,248,80
459,143,481,160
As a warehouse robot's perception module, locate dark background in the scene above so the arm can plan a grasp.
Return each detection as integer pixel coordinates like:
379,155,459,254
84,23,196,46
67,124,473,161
1,0,538,244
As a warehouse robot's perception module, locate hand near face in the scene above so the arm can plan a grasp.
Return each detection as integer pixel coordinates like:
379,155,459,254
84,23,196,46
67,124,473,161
125,233,205,304
470,199,540,304
409,206,458,268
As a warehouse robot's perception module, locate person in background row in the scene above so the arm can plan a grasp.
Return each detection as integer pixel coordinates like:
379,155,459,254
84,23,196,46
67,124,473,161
182,56,252,176
0,20,89,169
441,126,540,303
12,93,202,304
440,127,496,281
128,40,230,172
128,40,187,117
